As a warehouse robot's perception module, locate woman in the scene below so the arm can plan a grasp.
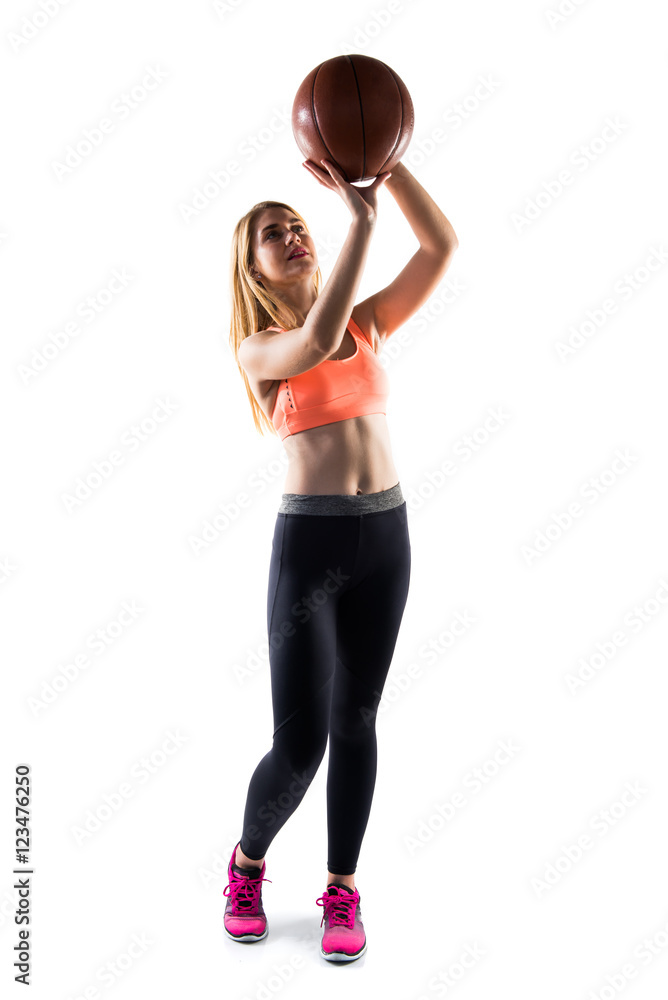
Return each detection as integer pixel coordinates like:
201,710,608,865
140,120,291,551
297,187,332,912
223,157,458,962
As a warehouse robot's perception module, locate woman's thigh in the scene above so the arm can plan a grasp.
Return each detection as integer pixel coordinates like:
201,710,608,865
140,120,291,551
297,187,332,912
266,512,359,736
334,503,412,696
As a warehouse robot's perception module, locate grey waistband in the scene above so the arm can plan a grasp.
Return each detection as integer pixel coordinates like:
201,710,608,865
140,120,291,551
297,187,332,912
279,481,404,515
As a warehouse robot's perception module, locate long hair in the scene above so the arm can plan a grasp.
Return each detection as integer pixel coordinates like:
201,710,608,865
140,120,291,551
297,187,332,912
229,200,323,437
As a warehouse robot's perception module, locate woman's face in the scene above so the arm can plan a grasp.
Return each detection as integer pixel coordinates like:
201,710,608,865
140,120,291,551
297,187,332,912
250,208,317,290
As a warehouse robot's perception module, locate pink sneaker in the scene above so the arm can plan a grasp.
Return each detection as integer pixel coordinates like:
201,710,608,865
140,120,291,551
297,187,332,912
223,842,272,942
316,884,367,962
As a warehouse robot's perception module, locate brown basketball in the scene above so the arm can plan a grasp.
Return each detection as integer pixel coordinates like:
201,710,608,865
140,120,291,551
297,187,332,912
291,54,414,185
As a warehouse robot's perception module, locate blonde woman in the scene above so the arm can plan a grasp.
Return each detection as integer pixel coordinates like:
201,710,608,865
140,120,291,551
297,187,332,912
224,157,458,962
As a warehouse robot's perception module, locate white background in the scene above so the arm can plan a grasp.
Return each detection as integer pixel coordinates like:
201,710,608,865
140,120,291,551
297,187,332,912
2,0,668,996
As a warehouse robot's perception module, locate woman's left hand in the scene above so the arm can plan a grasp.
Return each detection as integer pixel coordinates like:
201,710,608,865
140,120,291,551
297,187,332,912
302,158,391,221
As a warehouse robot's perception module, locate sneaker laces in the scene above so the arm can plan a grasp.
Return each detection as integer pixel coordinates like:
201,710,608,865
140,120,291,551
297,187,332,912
316,887,359,928
223,870,272,910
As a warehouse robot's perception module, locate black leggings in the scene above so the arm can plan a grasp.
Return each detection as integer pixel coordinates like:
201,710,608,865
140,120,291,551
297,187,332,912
238,483,411,875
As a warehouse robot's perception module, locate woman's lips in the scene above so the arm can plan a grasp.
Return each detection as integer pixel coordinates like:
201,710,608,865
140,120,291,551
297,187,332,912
288,250,308,259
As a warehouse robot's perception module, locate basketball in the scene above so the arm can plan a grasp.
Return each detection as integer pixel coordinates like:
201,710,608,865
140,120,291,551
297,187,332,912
291,54,414,185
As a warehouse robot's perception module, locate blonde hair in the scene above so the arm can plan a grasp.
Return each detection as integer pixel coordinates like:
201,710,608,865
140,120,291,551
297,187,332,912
229,200,323,437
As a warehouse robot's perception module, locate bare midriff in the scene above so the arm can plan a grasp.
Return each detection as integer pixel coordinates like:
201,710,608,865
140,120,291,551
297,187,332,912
250,369,399,494
247,316,400,496
279,413,400,495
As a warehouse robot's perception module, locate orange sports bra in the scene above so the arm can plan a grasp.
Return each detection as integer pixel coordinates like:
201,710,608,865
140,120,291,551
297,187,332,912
267,316,390,441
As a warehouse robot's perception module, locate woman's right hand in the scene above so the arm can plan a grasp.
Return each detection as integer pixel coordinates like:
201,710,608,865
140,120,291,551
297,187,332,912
302,158,391,223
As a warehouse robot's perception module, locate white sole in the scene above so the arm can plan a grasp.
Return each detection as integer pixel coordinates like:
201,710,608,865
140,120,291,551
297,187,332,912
224,925,268,943
320,940,367,962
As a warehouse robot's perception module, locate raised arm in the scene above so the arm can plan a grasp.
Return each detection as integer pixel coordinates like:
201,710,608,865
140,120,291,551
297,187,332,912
239,160,392,382
356,161,458,341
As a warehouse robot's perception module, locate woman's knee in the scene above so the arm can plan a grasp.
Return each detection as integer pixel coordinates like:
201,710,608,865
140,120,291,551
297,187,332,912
273,724,328,777
330,702,378,743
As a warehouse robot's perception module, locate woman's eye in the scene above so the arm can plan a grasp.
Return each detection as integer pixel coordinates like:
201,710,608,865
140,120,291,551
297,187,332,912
266,226,304,240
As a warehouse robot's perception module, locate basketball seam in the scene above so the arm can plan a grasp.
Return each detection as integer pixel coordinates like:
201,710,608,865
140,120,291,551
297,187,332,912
348,55,365,183
310,62,336,176
378,67,407,175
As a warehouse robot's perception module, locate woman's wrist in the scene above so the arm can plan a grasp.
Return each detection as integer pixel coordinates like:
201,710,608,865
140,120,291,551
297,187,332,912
348,209,377,230
384,161,409,188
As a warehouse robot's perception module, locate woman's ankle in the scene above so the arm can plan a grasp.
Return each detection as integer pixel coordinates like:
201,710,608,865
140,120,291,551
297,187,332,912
235,845,264,869
327,871,355,891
